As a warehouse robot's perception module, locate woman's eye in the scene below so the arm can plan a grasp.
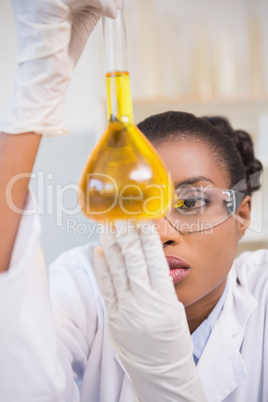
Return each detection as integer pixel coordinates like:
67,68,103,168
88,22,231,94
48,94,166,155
175,197,206,210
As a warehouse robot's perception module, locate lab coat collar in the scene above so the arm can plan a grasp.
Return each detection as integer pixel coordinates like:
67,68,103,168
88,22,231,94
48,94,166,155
197,265,257,402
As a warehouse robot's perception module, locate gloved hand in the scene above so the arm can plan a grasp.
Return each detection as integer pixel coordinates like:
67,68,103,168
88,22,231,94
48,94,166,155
0,0,121,136
94,221,207,402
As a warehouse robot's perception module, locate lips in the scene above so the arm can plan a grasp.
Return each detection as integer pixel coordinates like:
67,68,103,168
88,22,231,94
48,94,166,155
166,256,190,284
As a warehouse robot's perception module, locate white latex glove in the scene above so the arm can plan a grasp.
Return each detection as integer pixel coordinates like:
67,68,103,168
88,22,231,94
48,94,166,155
0,0,121,136
94,221,207,402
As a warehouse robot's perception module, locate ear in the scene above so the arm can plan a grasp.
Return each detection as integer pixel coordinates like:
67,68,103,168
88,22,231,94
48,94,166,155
234,195,251,239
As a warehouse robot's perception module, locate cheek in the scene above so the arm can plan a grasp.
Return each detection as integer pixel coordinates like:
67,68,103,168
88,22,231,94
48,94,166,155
176,219,239,305
195,219,239,269
213,218,240,253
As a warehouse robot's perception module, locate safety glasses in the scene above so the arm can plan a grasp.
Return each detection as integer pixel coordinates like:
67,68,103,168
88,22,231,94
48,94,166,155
166,187,245,233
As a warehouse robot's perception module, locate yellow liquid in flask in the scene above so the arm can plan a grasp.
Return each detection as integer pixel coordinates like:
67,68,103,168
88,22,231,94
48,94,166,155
79,71,173,222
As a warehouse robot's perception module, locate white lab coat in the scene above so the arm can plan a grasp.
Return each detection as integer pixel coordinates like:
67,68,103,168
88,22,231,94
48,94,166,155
0,190,267,402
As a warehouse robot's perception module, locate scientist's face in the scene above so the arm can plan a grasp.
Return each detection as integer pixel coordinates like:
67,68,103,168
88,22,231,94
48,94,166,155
155,139,251,333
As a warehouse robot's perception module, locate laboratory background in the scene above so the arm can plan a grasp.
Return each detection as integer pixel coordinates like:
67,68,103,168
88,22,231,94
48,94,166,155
0,0,267,265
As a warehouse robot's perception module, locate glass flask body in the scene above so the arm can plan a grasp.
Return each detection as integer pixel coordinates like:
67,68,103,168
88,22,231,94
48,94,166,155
79,10,173,222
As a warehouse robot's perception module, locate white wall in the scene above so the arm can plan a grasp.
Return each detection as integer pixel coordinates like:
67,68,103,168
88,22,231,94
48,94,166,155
1,0,267,265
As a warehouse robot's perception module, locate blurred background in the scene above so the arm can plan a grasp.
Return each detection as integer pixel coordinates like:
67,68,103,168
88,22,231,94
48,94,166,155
0,0,267,265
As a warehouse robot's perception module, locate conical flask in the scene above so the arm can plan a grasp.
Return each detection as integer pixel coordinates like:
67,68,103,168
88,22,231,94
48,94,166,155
79,7,173,221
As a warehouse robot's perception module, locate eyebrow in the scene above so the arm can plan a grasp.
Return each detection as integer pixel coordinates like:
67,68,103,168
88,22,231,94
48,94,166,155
174,176,215,189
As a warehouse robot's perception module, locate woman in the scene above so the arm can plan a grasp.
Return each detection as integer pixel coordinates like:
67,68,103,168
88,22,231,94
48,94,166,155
2,117,267,401
0,1,267,401
91,111,267,401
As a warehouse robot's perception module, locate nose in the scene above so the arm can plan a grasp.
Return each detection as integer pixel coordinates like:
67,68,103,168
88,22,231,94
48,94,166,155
156,217,183,248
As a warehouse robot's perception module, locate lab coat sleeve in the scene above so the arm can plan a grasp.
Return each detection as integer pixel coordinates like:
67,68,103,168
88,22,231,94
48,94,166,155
0,189,92,402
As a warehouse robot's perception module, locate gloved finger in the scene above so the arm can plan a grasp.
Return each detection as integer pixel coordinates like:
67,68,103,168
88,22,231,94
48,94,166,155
114,221,152,298
89,0,122,18
68,0,122,66
65,0,121,17
69,7,101,67
93,246,117,315
139,221,176,299
100,227,131,304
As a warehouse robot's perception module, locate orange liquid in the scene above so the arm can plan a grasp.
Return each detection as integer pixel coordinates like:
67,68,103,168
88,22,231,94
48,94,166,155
78,72,173,221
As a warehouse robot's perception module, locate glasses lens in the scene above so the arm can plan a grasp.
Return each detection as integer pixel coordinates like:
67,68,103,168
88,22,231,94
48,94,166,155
167,187,238,233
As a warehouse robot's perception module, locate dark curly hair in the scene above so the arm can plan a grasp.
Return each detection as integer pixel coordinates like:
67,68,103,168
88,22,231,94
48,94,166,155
137,111,262,196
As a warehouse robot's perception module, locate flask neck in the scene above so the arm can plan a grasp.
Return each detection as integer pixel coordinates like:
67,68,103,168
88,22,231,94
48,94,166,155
103,10,134,125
